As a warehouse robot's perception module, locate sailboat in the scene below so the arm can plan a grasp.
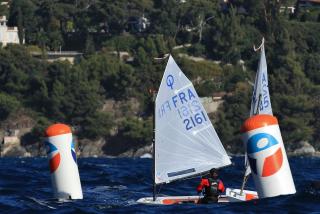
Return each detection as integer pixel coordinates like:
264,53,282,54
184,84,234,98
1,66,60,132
245,37,273,176
243,38,272,186
237,38,296,198
224,38,271,200
137,55,257,205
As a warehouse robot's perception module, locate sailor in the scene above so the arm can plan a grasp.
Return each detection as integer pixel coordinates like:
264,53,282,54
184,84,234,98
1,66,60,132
197,168,225,203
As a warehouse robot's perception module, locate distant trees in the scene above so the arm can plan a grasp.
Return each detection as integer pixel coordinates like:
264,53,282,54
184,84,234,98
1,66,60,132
0,0,319,152
0,93,21,120
117,116,152,148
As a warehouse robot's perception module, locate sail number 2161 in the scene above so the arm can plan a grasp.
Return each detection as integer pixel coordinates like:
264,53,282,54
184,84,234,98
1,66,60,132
183,111,207,130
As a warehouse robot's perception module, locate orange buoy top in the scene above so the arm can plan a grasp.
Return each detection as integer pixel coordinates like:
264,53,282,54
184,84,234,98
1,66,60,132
45,123,72,137
241,114,278,133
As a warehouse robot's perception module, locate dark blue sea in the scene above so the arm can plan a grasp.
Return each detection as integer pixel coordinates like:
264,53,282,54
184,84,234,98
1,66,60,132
0,157,319,213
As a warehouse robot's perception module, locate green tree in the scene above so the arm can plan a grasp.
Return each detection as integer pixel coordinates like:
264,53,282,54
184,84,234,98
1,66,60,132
118,116,152,147
84,34,95,55
150,0,178,37
0,93,21,120
80,112,113,140
304,54,320,84
204,6,244,63
8,0,37,44
0,45,45,101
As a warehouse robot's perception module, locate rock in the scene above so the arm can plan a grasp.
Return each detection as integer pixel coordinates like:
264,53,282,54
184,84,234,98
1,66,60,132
133,144,152,157
292,141,316,156
102,98,141,119
115,144,153,158
200,97,223,114
140,153,152,158
22,142,46,157
79,138,107,157
1,143,30,157
118,150,135,158
313,151,320,157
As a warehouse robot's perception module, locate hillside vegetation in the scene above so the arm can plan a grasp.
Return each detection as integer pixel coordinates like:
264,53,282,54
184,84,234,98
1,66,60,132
0,0,319,155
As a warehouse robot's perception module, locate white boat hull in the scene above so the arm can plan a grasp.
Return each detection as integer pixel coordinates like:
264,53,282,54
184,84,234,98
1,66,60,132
137,188,258,205
225,188,258,202
137,195,202,205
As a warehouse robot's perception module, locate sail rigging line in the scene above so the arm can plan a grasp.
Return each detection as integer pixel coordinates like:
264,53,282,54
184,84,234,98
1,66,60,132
156,183,163,196
254,94,262,116
240,168,250,195
240,173,250,195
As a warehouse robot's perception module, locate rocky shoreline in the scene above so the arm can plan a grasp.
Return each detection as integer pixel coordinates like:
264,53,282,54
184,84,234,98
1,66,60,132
1,139,319,158
0,98,319,159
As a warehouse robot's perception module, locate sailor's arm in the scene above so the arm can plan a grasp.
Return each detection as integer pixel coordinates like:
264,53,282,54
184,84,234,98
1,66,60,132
197,178,209,192
218,180,225,193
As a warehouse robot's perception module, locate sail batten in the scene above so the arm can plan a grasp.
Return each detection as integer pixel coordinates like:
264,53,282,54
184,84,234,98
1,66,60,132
155,55,231,184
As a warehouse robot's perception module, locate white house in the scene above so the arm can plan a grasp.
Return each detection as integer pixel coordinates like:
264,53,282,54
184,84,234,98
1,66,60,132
0,16,22,46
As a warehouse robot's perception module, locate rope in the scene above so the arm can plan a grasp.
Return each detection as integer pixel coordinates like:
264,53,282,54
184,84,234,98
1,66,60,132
157,184,163,195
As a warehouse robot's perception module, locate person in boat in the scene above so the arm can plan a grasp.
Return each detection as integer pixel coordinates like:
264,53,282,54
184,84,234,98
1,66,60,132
197,168,225,203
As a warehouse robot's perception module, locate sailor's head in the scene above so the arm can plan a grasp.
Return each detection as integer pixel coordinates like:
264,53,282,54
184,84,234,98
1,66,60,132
210,168,218,178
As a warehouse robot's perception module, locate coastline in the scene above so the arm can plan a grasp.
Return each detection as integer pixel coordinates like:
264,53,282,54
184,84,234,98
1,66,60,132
1,142,319,158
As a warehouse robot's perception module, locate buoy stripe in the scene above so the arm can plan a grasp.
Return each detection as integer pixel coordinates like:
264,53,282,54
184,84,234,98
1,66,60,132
262,147,283,177
50,153,61,173
241,114,278,132
45,123,71,137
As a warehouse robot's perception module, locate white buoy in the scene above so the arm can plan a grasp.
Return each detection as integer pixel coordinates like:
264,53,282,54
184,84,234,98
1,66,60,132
45,124,83,200
241,114,296,198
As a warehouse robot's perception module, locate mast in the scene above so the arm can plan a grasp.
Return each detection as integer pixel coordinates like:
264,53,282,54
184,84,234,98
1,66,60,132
240,93,261,195
152,90,156,201
254,94,262,116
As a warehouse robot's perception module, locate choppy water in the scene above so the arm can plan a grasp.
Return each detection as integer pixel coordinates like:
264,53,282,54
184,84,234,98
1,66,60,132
0,157,319,213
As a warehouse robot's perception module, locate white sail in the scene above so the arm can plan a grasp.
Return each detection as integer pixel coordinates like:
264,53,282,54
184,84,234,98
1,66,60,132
154,55,231,184
250,40,272,116
245,39,273,176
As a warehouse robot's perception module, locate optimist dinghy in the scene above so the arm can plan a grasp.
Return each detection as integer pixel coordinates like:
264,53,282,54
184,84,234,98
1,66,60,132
137,55,257,205
235,38,296,199
225,38,274,200
137,188,258,205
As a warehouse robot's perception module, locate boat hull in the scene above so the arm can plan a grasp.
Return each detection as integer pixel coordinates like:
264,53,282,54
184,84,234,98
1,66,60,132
137,188,258,205
225,188,258,202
